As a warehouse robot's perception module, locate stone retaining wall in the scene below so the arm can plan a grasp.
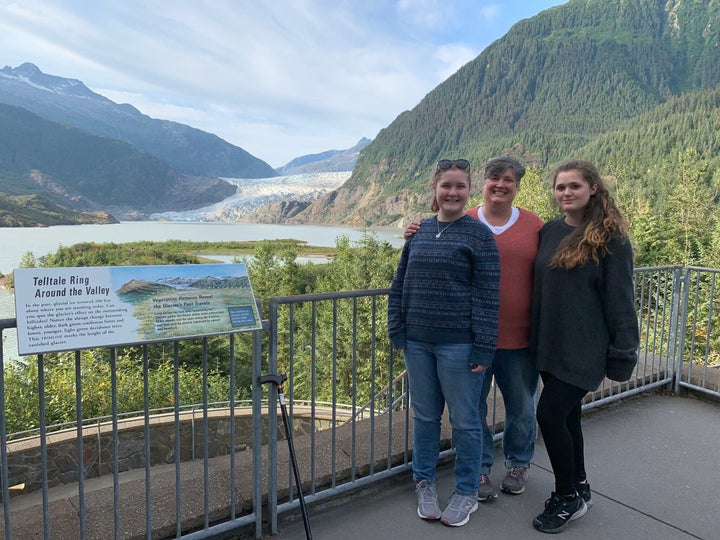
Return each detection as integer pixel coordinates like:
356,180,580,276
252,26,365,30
4,406,342,498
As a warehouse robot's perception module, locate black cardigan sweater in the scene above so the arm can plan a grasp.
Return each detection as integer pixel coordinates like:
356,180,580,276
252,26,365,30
530,218,639,391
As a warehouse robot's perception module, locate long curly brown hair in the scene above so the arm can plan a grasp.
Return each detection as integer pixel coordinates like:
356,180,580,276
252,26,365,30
549,160,629,269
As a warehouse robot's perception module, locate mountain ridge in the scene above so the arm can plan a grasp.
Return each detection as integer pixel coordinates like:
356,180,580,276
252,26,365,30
5,0,720,229
0,63,278,178
276,138,372,175
0,103,237,220
284,0,720,226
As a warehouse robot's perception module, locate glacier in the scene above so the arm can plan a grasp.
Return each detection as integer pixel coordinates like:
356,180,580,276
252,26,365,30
150,171,350,222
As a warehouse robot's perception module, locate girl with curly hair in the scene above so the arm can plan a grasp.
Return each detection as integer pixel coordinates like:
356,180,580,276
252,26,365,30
530,160,639,534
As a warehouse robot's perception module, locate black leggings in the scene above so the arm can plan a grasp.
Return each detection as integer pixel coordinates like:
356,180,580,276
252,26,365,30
536,372,588,497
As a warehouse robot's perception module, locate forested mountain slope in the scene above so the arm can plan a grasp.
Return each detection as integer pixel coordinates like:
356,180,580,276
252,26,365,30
291,0,720,227
0,104,236,218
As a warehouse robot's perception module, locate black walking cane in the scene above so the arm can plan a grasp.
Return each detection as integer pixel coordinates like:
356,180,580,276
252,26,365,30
258,373,313,540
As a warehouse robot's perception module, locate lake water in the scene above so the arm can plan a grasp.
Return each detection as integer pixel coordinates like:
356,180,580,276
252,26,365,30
0,221,403,358
0,221,405,276
0,221,406,358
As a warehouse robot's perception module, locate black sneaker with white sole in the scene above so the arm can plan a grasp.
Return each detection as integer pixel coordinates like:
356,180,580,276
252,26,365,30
532,491,587,534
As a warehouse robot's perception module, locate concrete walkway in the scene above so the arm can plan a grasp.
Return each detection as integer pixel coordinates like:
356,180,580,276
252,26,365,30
269,392,719,540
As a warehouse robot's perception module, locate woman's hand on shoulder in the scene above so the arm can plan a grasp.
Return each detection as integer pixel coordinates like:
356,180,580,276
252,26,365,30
403,221,421,239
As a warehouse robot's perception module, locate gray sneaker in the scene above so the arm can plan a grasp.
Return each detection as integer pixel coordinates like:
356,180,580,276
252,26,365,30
441,493,479,527
477,474,498,502
415,480,441,520
501,467,528,494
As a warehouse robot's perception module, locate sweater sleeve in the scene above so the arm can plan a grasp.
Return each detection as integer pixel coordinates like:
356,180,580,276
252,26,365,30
602,237,640,381
470,228,500,367
387,239,410,350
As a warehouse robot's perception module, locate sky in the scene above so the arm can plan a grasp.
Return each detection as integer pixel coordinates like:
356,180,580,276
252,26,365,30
0,1,567,169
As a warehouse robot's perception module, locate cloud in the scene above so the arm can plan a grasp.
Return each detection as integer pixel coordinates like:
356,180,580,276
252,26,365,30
0,0,567,167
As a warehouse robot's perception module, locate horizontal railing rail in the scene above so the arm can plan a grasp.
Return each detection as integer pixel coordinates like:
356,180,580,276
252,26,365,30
5,398,358,443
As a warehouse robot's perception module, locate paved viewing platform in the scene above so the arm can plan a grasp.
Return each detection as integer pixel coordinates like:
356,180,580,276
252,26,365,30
1,387,717,539
270,391,718,540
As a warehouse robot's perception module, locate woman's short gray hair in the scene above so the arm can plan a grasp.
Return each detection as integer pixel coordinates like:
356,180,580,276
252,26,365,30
484,155,526,186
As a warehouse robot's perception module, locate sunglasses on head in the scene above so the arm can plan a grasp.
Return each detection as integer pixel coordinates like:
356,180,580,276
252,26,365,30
437,159,470,170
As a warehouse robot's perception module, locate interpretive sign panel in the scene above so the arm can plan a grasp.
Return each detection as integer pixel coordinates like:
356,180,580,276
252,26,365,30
14,264,261,355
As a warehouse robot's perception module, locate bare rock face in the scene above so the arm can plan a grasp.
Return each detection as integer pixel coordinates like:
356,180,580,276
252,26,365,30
284,183,430,227
219,174,430,228
238,200,311,224
162,176,237,211
106,176,238,220
26,170,105,212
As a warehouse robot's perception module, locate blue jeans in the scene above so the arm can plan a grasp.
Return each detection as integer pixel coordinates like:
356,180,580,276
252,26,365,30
405,340,484,496
479,348,539,474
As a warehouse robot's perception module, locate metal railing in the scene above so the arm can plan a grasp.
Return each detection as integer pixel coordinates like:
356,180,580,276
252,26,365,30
0,265,718,538
0,329,266,540
263,289,413,537
675,267,720,398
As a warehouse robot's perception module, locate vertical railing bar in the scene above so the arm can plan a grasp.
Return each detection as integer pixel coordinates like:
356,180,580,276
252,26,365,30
490,373,498,438
191,405,196,461
350,297,358,481
658,269,675,377
252,324,264,539
38,354,50,539
229,334,237,521
650,272,660,372
173,341,182,538
402,372,409,462
142,345,152,540
689,270,702,370
387,345,394,470
310,300,317,495
0,330,11,540
287,303,296,504
202,337,210,529
74,350,86,540
267,300,281,535
646,270,655,366
369,296,377,475
96,419,102,482
639,271,650,381
701,272,716,386
660,269,671,377
331,298,338,487
110,348,120,540
673,267,689,393
662,270,671,371
404,355,411,463
653,271,663,371
684,270,698,384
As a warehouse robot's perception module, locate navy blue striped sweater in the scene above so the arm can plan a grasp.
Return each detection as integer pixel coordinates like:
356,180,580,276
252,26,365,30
388,214,500,367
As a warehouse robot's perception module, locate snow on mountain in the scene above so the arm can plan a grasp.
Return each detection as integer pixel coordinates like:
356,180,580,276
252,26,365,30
150,171,350,222
0,62,104,100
